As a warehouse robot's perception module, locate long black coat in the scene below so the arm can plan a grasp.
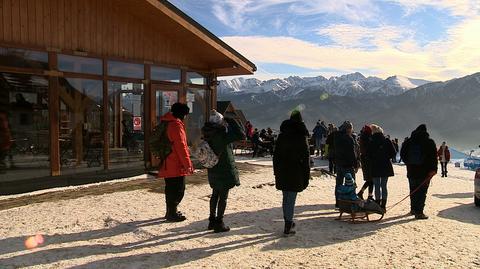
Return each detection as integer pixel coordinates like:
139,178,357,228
400,129,438,180
334,131,358,168
367,133,396,178
273,119,310,192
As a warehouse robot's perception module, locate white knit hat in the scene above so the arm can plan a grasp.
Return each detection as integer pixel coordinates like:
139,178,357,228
209,109,224,124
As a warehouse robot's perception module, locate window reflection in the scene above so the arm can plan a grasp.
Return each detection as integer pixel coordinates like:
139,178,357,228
0,73,50,181
151,66,181,83
108,82,144,169
58,54,102,75
107,61,144,79
155,90,178,123
0,47,49,69
186,72,206,85
186,88,210,146
59,78,103,173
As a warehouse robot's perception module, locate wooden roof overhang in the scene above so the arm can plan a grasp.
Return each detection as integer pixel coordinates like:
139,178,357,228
119,0,256,77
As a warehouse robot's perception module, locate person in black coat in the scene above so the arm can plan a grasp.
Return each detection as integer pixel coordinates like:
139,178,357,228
367,124,396,211
273,110,310,236
357,125,374,200
333,121,359,207
400,124,438,219
325,124,337,174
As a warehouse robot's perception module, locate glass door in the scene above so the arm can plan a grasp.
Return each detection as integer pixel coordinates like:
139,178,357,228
153,86,179,125
150,85,180,167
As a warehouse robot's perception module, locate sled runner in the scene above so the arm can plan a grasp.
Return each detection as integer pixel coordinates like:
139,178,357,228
336,199,385,223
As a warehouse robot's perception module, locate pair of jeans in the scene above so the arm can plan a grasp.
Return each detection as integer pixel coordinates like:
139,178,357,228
165,176,185,215
408,177,431,214
440,162,448,176
373,177,388,201
210,188,230,219
335,166,355,201
282,191,298,222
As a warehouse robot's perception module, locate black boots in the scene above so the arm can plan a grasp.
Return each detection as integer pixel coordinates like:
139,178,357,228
207,216,216,230
213,218,230,233
207,215,230,233
284,221,296,236
165,206,186,222
380,199,387,213
415,213,429,220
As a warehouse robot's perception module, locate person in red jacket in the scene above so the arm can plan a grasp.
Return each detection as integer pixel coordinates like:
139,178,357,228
437,141,451,178
158,103,194,222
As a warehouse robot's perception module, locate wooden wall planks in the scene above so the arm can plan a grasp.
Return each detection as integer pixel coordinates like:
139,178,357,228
0,0,253,74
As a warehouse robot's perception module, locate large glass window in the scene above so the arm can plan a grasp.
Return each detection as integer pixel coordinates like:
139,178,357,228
0,47,48,69
186,88,210,146
0,73,50,181
59,78,103,174
155,90,178,123
58,54,102,75
186,72,206,85
107,61,144,79
108,82,144,169
151,66,181,83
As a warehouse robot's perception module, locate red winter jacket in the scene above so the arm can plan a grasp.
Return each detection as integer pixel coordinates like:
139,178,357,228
437,146,451,163
158,112,193,179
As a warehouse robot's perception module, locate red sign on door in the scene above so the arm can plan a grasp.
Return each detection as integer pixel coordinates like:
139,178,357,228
133,116,142,131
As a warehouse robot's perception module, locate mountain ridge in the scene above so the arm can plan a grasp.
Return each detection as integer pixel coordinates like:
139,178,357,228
219,72,480,149
218,72,432,98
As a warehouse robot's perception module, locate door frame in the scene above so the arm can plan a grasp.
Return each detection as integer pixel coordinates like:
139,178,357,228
148,84,182,168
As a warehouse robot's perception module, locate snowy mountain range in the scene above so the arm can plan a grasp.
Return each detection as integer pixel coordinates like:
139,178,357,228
219,72,480,149
218,72,431,98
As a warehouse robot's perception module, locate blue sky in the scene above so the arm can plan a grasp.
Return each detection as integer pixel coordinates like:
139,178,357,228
170,0,480,81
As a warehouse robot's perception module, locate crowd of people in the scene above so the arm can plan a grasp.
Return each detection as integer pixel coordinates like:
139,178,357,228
155,102,451,236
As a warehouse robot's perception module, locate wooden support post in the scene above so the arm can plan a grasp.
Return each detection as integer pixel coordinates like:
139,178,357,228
180,69,187,103
144,64,151,168
103,58,109,170
48,52,61,176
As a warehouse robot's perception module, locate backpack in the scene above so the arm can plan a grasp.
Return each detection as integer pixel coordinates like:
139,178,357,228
405,142,424,165
149,121,172,165
193,140,219,168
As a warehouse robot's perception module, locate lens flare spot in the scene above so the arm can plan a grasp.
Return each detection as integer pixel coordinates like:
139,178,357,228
320,93,329,101
35,234,45,245
25,236,38,249
25,234,45,249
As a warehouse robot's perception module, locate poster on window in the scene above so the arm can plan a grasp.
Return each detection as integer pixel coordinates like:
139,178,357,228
133,116,142,131
163,92,177,111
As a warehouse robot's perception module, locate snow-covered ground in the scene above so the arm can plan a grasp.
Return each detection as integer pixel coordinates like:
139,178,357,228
0,162,479,269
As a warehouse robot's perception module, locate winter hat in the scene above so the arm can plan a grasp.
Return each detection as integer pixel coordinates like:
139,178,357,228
339,121,353,132
209,109,224,124
290,110,303,122
171,103,190,119
344,173,354,185
370,124,384,134
361,125,372,136
415,124,427,132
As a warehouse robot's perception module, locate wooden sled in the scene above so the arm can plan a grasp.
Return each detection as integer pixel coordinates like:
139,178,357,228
336,200,384,224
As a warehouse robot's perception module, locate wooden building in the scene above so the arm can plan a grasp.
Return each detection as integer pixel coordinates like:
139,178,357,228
0,0,256,194
216,101,248,127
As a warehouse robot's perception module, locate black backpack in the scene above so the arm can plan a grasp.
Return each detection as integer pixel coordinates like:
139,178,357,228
149,121,172,165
